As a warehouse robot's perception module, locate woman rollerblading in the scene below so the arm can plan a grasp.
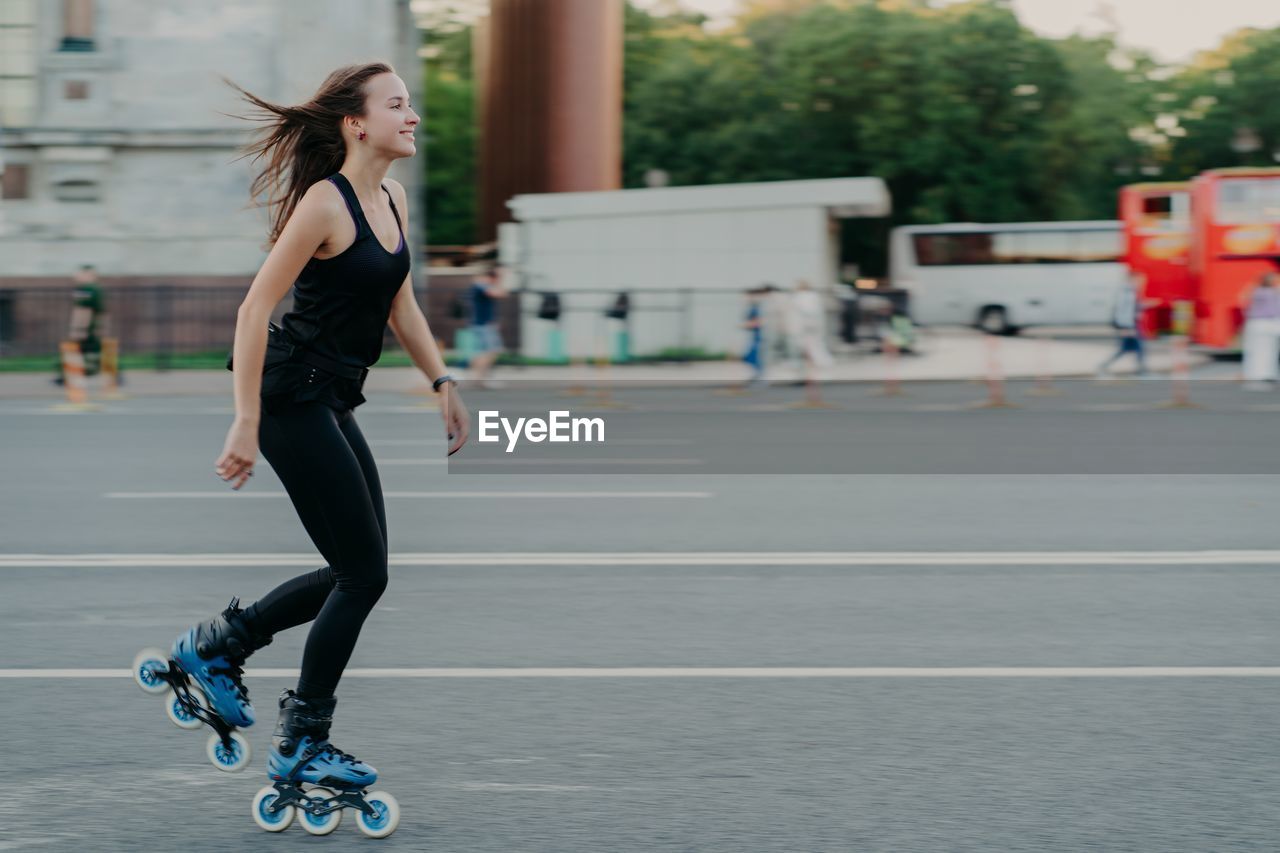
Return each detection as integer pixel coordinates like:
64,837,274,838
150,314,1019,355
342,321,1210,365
132,61,469,837
251,689,398,837
132,597,270,771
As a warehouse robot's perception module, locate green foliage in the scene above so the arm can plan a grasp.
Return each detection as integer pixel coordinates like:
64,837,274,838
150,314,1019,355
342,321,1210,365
422,0,1280,267
422,23,477,244
1040,35,1163,219
623,0,1175,226
1166,27,1280,176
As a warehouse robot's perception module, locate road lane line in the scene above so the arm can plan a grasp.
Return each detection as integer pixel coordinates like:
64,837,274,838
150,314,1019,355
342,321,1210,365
5,667,1280,679
4,550,1280,568
456,458,704,466
102,491,713,500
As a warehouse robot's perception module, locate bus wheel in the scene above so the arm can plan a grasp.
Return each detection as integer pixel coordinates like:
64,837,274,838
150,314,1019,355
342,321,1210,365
978,306,1012,335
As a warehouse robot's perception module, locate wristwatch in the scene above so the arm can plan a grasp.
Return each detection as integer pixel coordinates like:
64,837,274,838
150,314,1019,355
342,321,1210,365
432,373,457,392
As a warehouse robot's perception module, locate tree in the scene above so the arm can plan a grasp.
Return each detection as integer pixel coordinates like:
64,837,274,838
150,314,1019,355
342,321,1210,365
424,0,1280,261
1041,35,1165,219
623,0,1168,221
1168,27,1280,176
624,1,1162,269
422,13,478,244
624,3,787,188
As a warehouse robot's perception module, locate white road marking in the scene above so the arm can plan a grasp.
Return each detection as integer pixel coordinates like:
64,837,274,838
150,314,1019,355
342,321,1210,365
1,405,447,415
589,439,694,446
377,459,448,465
102,491,713,500
2,550,1279,569
368,439,446,446
455,458,703,466
5,667,1280,679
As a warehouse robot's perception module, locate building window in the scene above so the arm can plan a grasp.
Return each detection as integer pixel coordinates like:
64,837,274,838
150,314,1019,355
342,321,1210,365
53,179,100,202
60,0,94,51
0,290,15,350
65,80,89,100
1,162,29,199
0,0,37,127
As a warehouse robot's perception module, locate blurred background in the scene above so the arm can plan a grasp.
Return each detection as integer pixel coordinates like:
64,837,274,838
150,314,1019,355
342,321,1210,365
2,0,1278,377
7,4,1280,850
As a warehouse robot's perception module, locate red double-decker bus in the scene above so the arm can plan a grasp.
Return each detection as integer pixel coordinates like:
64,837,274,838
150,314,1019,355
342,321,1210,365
1189,167,1280,349
1119,182,1191,336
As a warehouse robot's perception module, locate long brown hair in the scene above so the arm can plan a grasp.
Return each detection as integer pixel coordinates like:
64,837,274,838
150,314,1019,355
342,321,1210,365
224,62,394,244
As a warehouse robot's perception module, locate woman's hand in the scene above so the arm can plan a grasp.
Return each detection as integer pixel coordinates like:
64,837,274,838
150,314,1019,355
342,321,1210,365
215,417,259,490
442,384,469,456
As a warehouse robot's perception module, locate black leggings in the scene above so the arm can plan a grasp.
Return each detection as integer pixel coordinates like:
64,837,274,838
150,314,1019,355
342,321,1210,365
241,400,388,699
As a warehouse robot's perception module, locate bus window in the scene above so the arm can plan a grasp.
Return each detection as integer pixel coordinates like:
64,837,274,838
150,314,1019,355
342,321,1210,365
1017,231,1073,263
953,233,994,265
913,233,995,266
912,230,1122,265
1139,194,1190,232
992,231,1024,263
911,233,950,265
1073,229,1123,263
1215,179,1280,224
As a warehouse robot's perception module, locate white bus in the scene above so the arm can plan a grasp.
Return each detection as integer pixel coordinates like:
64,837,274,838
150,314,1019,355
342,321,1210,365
890,220,1127,334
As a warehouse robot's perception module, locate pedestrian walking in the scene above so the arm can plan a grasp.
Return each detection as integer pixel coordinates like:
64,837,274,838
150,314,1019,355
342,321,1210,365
1097,273,1155,378
793,280,833,379
468,265,508,388
741,287,766,386
1240,271,1280,389
54,264,106,384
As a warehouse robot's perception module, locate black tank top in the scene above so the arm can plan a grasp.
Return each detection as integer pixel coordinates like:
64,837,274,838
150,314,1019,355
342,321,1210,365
266,172,410,411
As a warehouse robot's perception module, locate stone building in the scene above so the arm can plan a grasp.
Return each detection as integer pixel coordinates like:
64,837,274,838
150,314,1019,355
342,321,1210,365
0,0,421,354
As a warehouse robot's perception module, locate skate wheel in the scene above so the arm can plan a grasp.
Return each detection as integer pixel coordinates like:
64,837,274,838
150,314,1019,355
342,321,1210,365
356,790,400,839
206,731,251,772
132,648,170,695
165,687,206,730
299,786,342,836
251,785,295,832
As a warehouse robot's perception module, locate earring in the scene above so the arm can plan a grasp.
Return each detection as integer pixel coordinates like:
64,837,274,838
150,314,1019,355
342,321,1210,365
357,130,366,141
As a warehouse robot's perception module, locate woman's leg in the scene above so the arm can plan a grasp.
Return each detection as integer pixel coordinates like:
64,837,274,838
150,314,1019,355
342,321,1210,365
250,402,388,699
1243,321,1265,380
1098,337,1124,373
1131,335,1148,373
1264,320,1280,381
335,407,388,550
241,565,335,636
243,407,390,635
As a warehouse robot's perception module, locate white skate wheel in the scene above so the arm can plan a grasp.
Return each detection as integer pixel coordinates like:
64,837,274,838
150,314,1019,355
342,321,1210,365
299,787,341,836
206,731,251,772
252,785,295,832
165,688,205,730
132,648,170,695
356,790,400,839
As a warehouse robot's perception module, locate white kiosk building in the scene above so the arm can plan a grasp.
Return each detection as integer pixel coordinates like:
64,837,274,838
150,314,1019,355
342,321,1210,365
502,177,891,359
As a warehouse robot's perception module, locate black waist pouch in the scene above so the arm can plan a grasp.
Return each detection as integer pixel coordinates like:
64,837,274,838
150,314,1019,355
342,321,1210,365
226,324,368,385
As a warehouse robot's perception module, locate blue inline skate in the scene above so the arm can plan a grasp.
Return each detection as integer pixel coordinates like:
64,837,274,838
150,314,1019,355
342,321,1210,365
131,597,271,772
251,689,400,838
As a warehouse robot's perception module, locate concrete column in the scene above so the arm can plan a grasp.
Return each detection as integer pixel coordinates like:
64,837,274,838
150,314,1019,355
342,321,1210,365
477,0,622,242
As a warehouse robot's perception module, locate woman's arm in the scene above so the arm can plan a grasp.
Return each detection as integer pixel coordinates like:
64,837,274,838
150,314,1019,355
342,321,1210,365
384,181,449,383
388,279,450,381
230,183,338,425
384,179,469,454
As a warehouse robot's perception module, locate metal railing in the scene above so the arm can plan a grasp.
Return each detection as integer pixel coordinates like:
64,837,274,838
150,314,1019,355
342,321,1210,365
1,282,886,365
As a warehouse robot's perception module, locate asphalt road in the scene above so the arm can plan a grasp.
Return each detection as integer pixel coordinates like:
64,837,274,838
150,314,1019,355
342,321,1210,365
2,380,1279,851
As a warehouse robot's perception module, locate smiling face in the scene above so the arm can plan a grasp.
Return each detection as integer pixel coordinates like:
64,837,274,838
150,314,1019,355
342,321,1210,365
351,72,419,158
